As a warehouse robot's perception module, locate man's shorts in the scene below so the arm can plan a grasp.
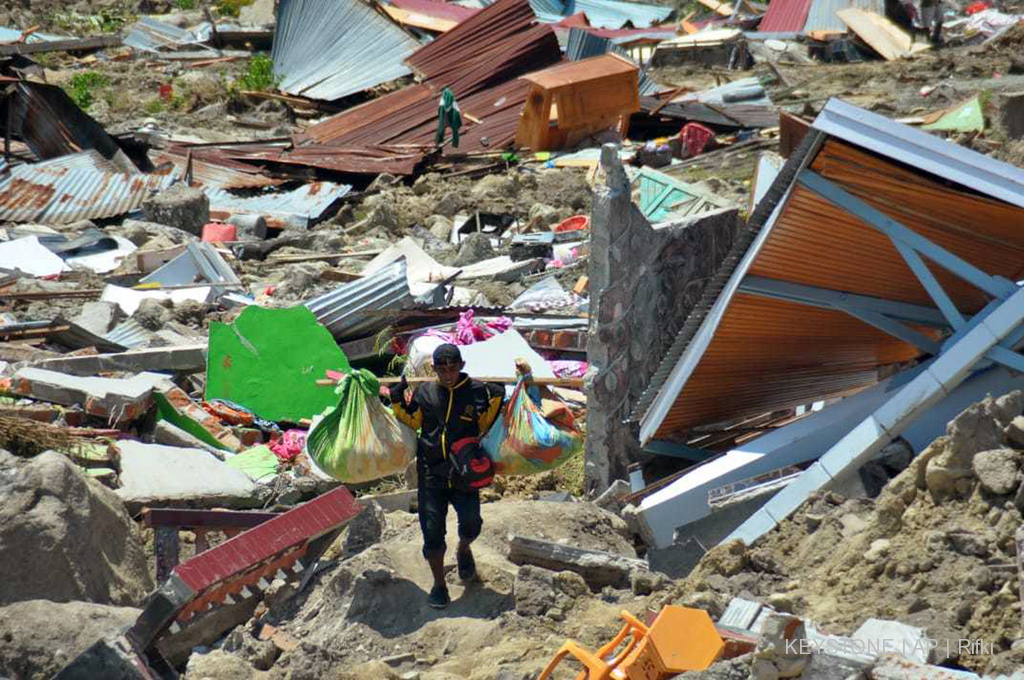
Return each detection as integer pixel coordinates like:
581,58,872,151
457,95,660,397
417,484,482,558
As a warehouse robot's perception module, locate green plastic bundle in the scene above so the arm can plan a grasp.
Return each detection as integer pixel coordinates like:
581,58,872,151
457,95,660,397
306,370,416,483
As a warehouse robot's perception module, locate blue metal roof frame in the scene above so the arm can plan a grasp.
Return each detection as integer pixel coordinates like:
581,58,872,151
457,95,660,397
0,152,175,224
123,16,211,53
563,0,672,28
813,98,1024,209
565,27,659,95
272,0,422,101
0,26,68,43
635,97,1024,442
304,257,416,341
802,0,883,33
203,181,352,229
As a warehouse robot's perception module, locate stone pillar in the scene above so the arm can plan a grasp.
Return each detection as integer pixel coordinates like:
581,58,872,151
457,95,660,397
585,144,739,496
1017,524,1024,634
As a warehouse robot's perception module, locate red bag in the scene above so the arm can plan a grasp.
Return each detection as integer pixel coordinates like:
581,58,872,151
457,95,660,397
449,437,494,491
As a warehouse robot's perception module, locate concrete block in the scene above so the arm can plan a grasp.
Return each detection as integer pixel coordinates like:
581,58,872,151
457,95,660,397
10,368,153,423
761,462,833,524
153,420,227,460
226,214,267,240
115,441,257,512
53,633,157,680
360,489,416,513
718,597,765,631
851,618,932,664
142,185,210,236
72,301,125,336
870,653,981,680
873,370,945,436
31,345,206,377
927,323,998,390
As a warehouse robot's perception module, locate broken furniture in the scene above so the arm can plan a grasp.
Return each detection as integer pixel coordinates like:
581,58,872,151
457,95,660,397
537,605,724,679
514,54,640,152
651,29,749,69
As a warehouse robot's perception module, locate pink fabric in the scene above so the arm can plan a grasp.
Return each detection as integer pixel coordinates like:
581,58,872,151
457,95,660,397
680,122,715,158
425,309,513,346
270,429,306,462
548,361,588,379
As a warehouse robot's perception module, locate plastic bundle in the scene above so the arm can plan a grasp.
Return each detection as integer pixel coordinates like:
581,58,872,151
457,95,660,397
305,369,416,483
481,377,583,475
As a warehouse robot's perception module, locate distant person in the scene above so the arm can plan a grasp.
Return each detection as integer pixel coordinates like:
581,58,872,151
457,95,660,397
920,0,944,45
386,343,505,609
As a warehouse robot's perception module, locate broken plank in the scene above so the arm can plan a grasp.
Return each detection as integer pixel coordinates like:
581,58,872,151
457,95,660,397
266,249,384,263
0,35,121,56
696,0,734,15
836,7,929,60
507,535,648,590
141,508,279,529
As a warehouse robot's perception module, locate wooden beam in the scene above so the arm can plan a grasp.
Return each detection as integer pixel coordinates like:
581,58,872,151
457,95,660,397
316,376,584,388
507,535,648,590
0,35,121,56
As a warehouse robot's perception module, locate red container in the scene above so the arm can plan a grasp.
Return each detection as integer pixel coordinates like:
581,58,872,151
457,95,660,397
554,215,590,232
201,222,237,243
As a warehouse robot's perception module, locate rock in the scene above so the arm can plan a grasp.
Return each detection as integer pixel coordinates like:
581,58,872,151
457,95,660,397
434,191,463,217
227,214,268,241
412,173,439,196
471,173,518,200
172,299,209,328
426,215,453,241
630,570,668,596
453,232,495,267
593,479,631,512
245,638,279,671
0,600,140,680
946,530,992,557
973,449,1021,495
344,501,386,555
238,0,274,24
1004,415,1024,448
0,450,153,606
864,538,891,563
513,565,557,617
119,218,195,247
528,203,560,228
132,297,171,331
183,649,253,680
72,301,125,336
142,185,210,236
263,578,298,612
368,173,400,192
680,654,754,680
368,202,399,234
755,614,810,679
750,658,780,680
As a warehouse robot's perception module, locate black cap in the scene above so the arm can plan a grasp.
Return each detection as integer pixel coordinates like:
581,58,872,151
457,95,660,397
432,343,462,365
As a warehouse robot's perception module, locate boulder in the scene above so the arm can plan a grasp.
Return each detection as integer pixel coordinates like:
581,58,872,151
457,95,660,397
453,232,495,267
0,450,153,606
513,565,588,618
183,649,253,680
973,448,1021,495
426,215,453,241
142,185,210,237
0,600,140,680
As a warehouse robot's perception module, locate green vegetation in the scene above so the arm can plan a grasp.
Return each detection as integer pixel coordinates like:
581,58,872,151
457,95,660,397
229,53,281,97
176,0,198,9
65,72,109,110
144,98,165,115
550,447,585,497
215,0,256,17
46,7,134,34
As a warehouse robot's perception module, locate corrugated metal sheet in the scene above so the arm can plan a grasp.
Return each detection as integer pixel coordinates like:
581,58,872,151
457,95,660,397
758,0,813,32
0,152,175,224
272,0,420,101
635,99,1024,444
387,0,479,22
565,27,658,95
123,16,210,52
151,149,283,189
104,318,153,349
1,81,136,172
562,0,673,28
305,258,416,340
203,181,352,228
0,27,68,43
802,0,884,33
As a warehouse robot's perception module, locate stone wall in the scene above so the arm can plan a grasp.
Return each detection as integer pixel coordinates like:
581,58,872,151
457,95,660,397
584,144,739,494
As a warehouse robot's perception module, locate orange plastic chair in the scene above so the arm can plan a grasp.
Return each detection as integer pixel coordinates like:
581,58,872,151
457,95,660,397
537,606,724,680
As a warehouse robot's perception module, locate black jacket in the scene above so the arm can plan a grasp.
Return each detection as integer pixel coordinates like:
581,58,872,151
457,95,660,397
390,374,504,486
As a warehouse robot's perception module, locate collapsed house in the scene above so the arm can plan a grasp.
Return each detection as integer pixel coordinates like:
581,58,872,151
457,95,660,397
618,98,1024,557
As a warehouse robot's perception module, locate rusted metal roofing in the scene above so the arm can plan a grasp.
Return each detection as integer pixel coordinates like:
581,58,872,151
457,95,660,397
272,0,421,101
0,151,175,224
1,80,137,172
758,0,813,32
406,0,561,96
151,149,283,189
635,98,1024,445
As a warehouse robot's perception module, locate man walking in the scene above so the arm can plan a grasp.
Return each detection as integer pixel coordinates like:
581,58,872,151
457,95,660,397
387,344,504,609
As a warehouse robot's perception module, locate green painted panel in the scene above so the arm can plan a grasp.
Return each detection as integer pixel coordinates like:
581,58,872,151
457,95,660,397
225,445,280,482
153,391,231,452
922,97,984,133
205,305,350,423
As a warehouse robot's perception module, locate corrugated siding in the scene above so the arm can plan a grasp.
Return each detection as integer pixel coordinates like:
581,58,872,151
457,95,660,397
123,17,207,52
0,152,175,224
563,0,673,28
305,258,415,340
203,181,352,228
759,0,813,32
802,0,884,33
272,0,420,101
